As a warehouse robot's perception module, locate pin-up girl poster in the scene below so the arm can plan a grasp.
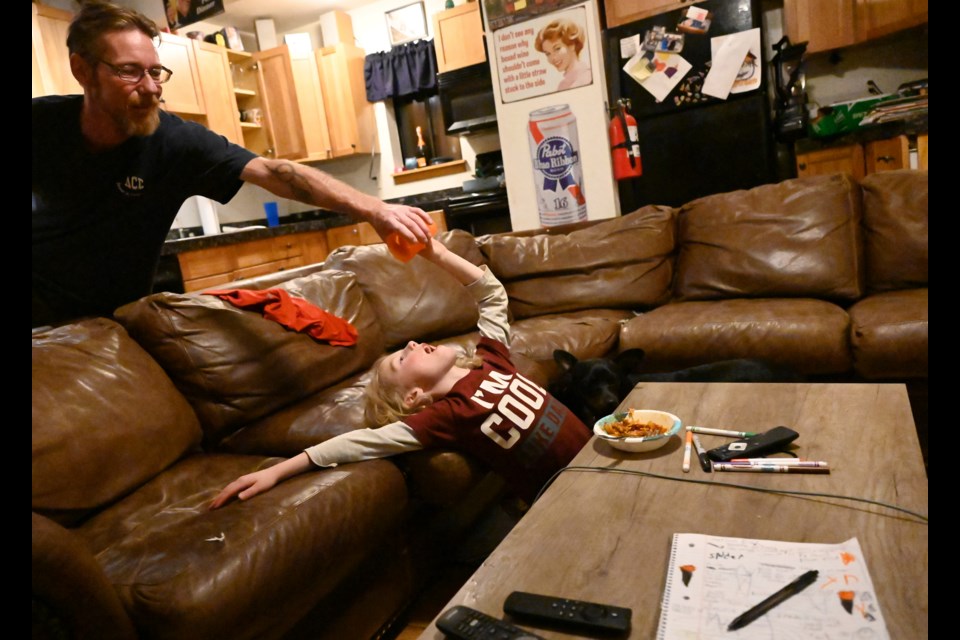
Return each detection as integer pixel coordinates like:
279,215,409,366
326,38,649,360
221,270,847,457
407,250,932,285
494,5,593,104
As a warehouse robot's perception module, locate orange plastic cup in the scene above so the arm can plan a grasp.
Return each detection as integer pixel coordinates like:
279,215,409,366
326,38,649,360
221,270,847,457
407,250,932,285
386,219,438,262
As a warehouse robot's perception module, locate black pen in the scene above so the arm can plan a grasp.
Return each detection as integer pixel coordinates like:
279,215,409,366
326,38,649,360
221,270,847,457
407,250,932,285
727,569,819,631
691,434,711,472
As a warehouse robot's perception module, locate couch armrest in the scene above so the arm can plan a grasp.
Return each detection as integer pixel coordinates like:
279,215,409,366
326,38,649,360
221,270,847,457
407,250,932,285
32,512,136,640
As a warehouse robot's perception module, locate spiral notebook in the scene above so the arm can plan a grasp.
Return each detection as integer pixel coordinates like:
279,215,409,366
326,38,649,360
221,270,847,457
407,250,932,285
657,534,889,639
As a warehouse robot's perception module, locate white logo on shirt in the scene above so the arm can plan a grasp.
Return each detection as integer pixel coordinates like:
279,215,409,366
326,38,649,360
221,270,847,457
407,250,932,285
116,176,145,196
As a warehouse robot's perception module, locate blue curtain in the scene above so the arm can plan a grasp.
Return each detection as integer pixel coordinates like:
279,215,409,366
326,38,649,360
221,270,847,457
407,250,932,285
364,39,437,102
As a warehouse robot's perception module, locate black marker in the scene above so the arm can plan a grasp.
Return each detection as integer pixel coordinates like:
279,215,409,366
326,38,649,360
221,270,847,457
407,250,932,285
727,569,819,631
691,434,711,472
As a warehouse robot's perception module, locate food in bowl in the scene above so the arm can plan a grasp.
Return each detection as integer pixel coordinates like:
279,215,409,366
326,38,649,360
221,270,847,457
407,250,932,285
593,409,683,453
602,412,669,438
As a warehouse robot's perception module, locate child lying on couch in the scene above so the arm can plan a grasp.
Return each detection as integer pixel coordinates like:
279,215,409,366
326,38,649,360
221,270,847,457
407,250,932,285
210,238,592,510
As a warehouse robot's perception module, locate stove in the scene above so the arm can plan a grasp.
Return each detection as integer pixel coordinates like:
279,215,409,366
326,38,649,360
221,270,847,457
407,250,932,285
443,187,511,236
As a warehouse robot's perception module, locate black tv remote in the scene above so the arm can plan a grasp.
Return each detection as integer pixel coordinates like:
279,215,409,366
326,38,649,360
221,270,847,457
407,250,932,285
503,591,632,635
436,604,545,639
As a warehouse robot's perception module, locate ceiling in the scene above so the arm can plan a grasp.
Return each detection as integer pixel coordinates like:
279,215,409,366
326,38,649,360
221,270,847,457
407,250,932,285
203,0,379,35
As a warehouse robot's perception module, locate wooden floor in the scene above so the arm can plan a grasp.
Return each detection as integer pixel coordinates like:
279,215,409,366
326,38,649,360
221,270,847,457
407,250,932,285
387,561,481,640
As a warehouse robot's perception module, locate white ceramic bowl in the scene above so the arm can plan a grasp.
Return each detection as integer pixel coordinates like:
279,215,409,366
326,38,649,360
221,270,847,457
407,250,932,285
594,409,683,453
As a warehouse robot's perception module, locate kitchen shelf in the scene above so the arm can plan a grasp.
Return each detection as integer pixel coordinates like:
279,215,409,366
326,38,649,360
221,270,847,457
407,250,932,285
240,122,262,129
234,88,256,97
391,159,468,185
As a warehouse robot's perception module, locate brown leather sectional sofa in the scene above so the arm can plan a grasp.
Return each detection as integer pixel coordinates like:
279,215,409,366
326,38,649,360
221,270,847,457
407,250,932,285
32,170,927,640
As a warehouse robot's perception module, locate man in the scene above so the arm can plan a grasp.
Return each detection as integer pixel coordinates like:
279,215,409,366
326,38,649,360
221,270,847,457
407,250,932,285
32,1,432,328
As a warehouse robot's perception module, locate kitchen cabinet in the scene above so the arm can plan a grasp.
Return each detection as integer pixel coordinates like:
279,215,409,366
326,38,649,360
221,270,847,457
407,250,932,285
228,50,273,156
916,134,927,170
157,32,205,115
191,39,243,145
783,0,927,54
864,135,909,174
315,43,377,158
432,2,486,73
178,234,310,292
795,133,925,180
253,45,308,160
602,0,693,29
33,3,82,97
796,144,866,181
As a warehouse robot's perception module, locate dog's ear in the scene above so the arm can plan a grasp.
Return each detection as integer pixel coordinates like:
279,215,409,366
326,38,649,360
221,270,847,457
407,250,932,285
553,349,578,372
614,348,647,373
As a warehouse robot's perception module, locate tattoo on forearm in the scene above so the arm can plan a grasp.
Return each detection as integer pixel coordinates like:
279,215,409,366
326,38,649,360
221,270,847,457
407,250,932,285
269,160,314,203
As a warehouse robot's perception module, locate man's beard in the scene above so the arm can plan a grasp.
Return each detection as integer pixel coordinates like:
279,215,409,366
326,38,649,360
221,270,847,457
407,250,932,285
121,93,161,137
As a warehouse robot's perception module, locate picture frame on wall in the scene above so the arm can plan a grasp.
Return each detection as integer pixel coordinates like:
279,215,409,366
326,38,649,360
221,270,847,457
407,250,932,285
386,1,428,46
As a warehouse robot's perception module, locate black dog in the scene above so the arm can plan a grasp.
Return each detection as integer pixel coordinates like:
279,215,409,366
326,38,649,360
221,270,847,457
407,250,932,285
550,348,802,427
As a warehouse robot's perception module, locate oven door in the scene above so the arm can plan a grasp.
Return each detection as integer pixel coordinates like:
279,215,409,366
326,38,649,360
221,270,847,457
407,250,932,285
443,190,512,236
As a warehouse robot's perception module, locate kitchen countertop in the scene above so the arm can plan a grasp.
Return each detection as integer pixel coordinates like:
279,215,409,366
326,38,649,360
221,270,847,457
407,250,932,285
161,187,464,256
793,115,927,153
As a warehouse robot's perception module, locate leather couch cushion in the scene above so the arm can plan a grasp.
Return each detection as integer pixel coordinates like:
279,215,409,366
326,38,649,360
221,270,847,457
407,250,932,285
619,298,852,375
32,318,202,527
674,173,865,302
849,288,928,379
478,205,676,319
114,270,383,447
322,229,485,349
75,454,408,640
860,169,928,293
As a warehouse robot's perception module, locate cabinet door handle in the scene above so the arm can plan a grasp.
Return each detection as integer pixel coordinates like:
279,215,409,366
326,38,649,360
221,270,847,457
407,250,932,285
877,155,895,163
798,162,807,170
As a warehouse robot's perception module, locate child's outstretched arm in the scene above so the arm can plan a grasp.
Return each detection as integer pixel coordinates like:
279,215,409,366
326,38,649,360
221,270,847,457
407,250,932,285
209,453,313,510
419,238,484,285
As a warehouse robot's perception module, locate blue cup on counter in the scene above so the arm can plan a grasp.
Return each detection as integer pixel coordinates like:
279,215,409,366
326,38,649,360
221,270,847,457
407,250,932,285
264,201,280,227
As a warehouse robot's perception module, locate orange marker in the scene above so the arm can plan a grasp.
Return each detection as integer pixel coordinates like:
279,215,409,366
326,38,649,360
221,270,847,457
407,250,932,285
682,429,693,473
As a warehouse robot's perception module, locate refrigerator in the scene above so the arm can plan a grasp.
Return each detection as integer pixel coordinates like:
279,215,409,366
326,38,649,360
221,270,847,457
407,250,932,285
603,0,785,210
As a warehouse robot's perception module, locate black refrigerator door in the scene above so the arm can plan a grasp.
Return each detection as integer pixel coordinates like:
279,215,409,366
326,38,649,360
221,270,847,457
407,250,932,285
602,0,780,210
616,94,778,209
605,0,763,120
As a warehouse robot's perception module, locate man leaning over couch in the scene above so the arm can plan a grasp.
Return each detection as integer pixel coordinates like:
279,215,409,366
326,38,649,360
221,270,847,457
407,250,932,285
32,0,433,328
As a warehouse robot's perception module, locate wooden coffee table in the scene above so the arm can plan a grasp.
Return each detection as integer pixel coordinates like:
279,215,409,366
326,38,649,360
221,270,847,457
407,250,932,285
419,383,928,639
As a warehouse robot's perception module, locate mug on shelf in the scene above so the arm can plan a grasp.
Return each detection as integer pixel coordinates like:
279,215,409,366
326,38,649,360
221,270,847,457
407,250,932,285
240,108,262,125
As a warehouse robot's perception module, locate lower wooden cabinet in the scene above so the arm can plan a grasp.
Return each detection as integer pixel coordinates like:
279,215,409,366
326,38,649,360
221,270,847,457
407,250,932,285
178,235,307,292
796,133,927,180
176,212,444,292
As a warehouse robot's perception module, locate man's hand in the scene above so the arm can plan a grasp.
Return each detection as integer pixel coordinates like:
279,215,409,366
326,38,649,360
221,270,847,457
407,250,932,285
367,204,434,246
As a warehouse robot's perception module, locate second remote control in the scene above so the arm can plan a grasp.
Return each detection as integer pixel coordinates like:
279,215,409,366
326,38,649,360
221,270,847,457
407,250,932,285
436,604,545,639
504,591,632,635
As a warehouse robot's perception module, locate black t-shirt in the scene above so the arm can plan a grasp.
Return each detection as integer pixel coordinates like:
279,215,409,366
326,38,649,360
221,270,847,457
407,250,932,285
32,95,257,325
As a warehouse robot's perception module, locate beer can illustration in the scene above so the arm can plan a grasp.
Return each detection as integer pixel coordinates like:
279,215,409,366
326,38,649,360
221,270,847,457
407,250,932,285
528,104,587,226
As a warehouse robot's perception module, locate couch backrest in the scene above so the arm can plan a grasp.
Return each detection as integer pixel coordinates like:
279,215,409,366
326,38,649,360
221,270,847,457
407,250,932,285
673,173,865,302
860,169,928,293
114,270,384,447
321,229,486,349
478,205,677,319
32,318,202,527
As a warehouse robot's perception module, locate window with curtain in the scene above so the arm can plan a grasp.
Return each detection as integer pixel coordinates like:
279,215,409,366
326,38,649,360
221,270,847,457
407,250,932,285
364,39,461,166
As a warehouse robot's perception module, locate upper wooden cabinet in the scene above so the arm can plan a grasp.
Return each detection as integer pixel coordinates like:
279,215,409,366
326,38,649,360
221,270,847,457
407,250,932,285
433,2,486,73
783,0,927,54
253,43,367,162
33,3,83,97
254,45,309,160
157,32,205,115
190,39,243,145
603,0,692,29
315,43,377,158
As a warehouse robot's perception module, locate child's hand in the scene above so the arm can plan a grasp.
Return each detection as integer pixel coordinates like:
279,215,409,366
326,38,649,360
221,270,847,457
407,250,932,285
418,237,447,261
209,469,278,510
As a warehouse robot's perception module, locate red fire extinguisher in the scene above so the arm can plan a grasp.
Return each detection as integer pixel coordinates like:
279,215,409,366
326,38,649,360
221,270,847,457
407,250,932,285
610,99,643,180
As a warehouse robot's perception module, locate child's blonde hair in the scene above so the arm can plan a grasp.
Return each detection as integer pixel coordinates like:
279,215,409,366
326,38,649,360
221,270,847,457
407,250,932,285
364,347,483,425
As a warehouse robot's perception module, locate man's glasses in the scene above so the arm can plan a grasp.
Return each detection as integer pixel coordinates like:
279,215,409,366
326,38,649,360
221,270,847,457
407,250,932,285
97,59,173,84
